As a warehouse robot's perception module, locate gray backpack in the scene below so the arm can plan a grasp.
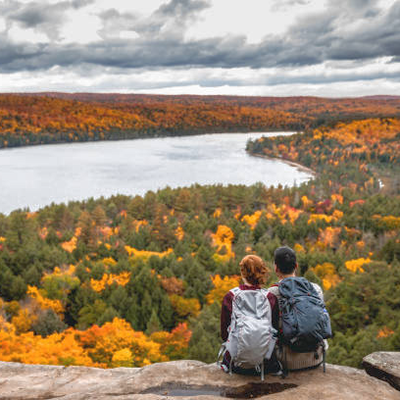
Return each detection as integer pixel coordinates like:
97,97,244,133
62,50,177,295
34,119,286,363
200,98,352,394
218,287,277,380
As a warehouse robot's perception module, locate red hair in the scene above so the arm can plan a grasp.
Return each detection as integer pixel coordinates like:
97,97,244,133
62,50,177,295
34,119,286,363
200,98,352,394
239,255,268,286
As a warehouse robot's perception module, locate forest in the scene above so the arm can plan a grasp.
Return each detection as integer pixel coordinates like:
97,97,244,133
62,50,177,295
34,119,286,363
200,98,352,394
0,100,399,369
1,93,400,148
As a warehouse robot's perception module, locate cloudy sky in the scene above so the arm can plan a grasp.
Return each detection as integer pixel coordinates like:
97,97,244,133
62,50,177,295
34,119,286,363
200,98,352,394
0,0,399,96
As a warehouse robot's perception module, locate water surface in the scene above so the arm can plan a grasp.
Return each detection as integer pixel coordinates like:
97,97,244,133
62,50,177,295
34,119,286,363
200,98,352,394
0,132,311,214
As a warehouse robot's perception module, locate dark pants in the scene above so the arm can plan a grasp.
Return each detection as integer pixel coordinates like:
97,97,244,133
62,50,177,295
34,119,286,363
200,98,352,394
222,350,282,375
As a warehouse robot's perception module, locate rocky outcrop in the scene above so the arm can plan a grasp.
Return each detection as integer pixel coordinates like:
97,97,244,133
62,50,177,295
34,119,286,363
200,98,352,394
0,359,399,400
363,352,400,391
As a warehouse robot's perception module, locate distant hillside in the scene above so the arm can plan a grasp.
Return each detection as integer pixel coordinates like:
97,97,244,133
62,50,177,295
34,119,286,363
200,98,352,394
361,95,400,100
1,93,400,148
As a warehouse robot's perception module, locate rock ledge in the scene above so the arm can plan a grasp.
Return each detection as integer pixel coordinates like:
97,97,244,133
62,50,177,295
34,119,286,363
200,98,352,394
0,359,399,400
363,351,400,391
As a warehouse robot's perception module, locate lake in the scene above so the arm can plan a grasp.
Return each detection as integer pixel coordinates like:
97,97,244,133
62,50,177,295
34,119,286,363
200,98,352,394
0,132,312,214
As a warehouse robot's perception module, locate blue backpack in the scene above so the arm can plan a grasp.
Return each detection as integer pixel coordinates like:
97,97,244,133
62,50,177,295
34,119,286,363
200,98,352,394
277,277,332,355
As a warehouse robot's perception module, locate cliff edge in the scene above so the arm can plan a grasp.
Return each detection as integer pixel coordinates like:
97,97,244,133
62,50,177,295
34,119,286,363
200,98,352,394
1,353,400,400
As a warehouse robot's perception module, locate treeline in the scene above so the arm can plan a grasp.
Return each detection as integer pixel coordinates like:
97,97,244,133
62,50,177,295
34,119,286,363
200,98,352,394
1,93,400,148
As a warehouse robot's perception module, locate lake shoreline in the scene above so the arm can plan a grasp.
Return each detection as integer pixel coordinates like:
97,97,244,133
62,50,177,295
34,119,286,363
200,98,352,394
248,151,316,176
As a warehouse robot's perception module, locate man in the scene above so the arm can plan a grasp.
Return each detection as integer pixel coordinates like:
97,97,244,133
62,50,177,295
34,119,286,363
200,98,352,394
268,246,330,372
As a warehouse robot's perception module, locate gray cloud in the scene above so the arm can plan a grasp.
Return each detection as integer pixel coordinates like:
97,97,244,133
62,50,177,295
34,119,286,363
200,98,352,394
0,0,399,75
1,0,95,41
97,0,210,40
271,0,311,12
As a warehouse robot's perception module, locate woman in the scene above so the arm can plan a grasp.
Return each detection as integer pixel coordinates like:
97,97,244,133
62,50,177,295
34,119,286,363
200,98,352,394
219,254,280,375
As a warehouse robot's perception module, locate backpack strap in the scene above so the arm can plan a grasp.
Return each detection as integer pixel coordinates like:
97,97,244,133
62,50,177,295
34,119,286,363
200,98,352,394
229,286,241,297
267,284,280,298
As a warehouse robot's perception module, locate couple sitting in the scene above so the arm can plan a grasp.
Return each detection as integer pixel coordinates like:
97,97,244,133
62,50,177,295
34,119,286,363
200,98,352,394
219,246,331,379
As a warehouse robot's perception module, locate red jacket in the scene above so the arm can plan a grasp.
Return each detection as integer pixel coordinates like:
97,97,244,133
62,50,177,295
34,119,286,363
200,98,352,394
220,284,279,341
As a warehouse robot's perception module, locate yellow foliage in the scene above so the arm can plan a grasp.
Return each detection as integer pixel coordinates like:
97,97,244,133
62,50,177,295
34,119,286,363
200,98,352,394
332,210,344,220
169,295,201,318
0,315,14,332
11,309,35,334
211,225,235,262
90,272,131,293
293,243,305,253
331,194,344,204
77,318,164,367
308,214,333,224
112,348,133,367
27,286,64,315
241,211,262,229
373,215,400,230
301,195,313,208
102,257,117,267
61,237,77,253
345,258,371,273
175,225,185,241
133,220,148,233
206,275,241,305
0,328,95,366
125,246,173,260
0,316,190,368
312,263,341,291
213,208,222,218
44,264,76,279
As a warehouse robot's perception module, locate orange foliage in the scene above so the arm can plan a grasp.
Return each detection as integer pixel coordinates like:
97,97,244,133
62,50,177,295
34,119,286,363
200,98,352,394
150,323,192,360
318,227,342,249
377,327,394,339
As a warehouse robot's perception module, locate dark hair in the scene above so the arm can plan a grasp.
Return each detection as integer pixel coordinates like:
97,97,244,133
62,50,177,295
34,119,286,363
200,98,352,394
239,255,268,286
274,246,297,275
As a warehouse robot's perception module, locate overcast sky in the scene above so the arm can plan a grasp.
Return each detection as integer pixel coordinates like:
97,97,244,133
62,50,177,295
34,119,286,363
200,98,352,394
0,0,399,96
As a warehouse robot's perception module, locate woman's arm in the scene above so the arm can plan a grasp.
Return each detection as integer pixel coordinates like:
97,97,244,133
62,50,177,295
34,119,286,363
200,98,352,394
220,291,234,341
